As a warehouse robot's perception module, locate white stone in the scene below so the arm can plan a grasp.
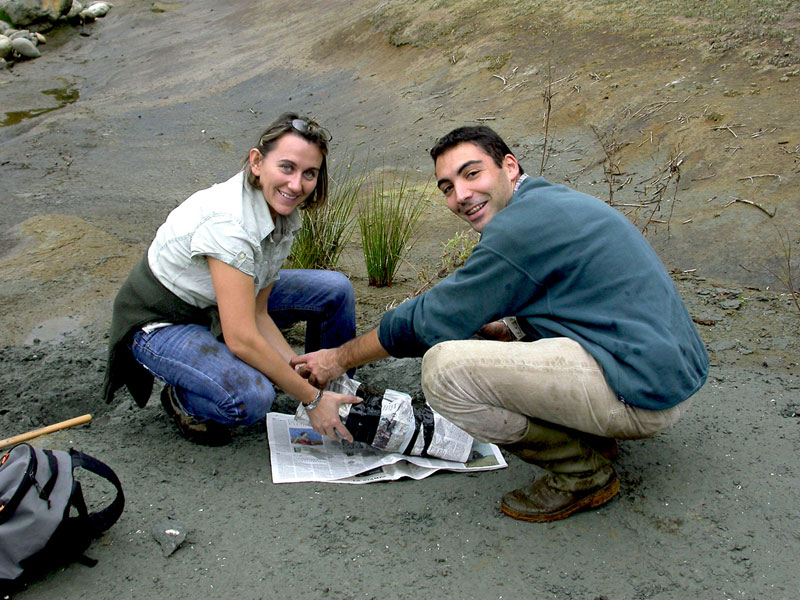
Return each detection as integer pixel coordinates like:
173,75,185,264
67,1,83,19
0,35,11,60
80,2,112,20
11,36,40,58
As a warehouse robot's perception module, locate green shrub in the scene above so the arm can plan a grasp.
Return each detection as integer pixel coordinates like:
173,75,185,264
358,170,430,287
287,154,366,270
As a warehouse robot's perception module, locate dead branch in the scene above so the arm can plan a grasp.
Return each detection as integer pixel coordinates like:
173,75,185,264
722,197,776,218
711,123,744,138
591,125,623,205
751,127,777,138
630,100,678,120
637,131,654,147
551,71,577,87
540,65,554,176
765,226,800,317
632,149,683,236
737,173,782,183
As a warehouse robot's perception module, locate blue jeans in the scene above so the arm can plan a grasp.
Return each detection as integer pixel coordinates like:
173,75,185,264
130,270,355,426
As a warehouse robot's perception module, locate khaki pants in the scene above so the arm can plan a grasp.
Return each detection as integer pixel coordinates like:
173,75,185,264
421,338,691,445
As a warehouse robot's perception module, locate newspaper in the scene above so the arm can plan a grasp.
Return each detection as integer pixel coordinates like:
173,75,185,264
266,413,507,484
295,376,474,463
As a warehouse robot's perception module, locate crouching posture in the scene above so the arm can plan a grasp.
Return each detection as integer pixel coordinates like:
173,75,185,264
292,125,708,521
103,113,359,446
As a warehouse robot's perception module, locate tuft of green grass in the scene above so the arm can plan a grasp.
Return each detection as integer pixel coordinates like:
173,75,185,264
440,229,479,275
358,170,430,287
287,154,366,270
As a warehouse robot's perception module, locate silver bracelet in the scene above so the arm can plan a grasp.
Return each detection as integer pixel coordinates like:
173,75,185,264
305,388,324,411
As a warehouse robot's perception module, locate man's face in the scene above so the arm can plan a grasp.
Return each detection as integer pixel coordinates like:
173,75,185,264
435,142,520,233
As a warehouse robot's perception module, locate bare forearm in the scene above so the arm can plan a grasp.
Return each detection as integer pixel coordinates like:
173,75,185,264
228,333,317,405
335,328,389,371
255,312,295,363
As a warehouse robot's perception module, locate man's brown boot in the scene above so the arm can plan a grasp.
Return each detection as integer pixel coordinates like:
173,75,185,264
500,419,619,522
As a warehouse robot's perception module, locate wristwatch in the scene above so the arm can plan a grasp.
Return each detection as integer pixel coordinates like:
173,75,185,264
305,388,324,411
501,317,526,341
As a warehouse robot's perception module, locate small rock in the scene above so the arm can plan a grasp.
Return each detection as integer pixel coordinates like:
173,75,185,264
11,37,40,58
0,58,8,71
721,299,741,310
0,35,11,59
152,519,187,557
34,32,46,44
709,339,737,352
67,1,84,19
80,2,112,20
9,30,35,43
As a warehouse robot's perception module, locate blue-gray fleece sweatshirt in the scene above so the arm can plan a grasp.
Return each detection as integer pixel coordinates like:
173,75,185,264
378,177,709,411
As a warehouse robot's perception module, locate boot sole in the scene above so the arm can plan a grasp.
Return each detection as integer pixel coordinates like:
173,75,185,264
500,474,620,522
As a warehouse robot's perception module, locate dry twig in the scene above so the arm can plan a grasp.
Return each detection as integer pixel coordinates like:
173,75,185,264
751,128,777,138
722,197,776,218
738,173,782,183
540,65,555,176
630,100,678,120
711,123,744,138
591,125,624,205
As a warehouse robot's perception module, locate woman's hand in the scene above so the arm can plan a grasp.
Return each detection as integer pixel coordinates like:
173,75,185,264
306,390,361,442
291,348,346,388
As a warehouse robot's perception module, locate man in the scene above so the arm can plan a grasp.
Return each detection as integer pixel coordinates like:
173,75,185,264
291,125,709,522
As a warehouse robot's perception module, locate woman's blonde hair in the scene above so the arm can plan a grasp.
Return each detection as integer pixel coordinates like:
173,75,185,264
242,112,331,209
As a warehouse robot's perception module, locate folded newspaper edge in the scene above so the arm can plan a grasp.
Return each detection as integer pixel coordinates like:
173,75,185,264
295,376,474,464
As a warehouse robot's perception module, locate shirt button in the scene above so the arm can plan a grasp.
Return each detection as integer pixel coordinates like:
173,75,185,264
237,252,246,260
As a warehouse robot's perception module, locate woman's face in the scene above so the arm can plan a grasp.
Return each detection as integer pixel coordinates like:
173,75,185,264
249,132,323,219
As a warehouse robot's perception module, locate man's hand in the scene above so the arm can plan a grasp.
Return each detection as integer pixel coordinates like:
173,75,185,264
306,391,361,442
291,348,345,388
477,320,514,342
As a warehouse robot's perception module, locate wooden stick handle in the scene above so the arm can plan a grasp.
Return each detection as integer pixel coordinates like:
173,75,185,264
0,414,92,449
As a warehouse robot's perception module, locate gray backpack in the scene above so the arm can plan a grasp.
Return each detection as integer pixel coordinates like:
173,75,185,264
0,443,124,592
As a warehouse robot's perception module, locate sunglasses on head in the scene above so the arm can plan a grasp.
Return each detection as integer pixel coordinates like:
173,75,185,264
289,118,332,142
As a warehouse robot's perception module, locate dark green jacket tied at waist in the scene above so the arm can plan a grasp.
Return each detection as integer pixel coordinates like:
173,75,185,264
102,254,221,407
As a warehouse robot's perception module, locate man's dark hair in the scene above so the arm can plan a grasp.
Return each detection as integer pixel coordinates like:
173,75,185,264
429,125,524,174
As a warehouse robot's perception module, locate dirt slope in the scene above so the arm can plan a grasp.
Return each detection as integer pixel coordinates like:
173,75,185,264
0,2,798,599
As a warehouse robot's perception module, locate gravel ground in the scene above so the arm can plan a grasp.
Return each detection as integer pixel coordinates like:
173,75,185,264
1,1,798,598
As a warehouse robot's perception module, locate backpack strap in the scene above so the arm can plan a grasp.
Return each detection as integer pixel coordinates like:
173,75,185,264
68,449,125,535
0,444,37,524
39,450,60,507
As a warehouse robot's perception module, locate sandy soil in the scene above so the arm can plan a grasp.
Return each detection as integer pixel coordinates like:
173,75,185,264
1,1,798,598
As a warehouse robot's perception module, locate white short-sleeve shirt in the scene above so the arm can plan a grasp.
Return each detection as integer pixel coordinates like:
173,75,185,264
147,171,302,308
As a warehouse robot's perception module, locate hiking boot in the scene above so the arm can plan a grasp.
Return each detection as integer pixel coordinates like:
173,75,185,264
160,385,231,446
500,470,620,522
587,435,619,460
500,418,618,521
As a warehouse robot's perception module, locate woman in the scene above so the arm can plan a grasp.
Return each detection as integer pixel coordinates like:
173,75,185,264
103,113,358,445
